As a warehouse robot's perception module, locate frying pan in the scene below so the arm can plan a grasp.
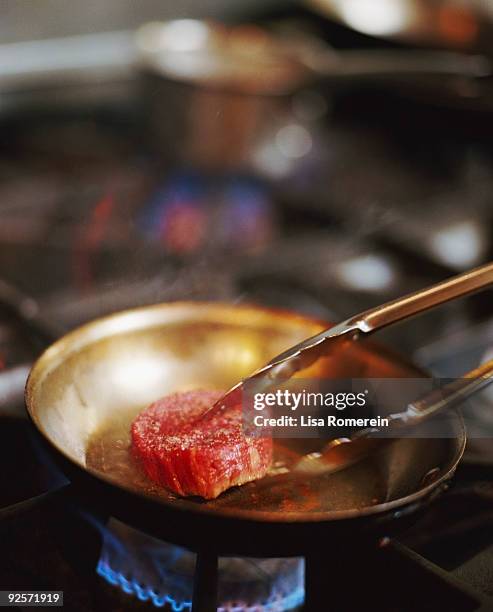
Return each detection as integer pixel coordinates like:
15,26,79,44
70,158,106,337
25,301,465,558
303,0,493,110
305,0,493,54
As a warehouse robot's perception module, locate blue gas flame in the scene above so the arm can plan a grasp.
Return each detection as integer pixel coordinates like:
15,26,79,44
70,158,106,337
97,558,305,611
97,559,191,610
96,519,304,611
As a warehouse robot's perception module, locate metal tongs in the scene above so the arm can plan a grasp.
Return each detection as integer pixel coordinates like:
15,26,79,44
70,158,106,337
215,262,493,470
296,356,493,475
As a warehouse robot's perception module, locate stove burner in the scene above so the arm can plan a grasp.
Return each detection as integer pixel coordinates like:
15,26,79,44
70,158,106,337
138,172,276,255
97,560,191,611
96,518,304,611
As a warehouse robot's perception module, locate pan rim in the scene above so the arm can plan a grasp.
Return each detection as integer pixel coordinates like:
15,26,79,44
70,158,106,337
25,300,466,524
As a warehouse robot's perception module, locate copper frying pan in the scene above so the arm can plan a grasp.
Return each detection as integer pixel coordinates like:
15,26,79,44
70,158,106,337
24,302,464,557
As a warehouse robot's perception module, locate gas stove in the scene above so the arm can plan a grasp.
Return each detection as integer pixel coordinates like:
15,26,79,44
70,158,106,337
2,6,493,611
1,420,493,611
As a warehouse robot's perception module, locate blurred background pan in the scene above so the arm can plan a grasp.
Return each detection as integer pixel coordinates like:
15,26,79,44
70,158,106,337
304,0,493,54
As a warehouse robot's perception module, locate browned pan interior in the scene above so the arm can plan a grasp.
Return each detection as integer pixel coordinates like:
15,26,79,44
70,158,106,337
26,302,465,521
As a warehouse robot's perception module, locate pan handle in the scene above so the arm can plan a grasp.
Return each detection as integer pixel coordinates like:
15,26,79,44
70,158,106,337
311,49,490,82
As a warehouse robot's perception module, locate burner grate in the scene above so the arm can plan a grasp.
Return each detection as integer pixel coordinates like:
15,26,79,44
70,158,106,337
95,518,304,612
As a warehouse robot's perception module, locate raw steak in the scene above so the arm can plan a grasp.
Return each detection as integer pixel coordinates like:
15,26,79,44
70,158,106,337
131,390,272,499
